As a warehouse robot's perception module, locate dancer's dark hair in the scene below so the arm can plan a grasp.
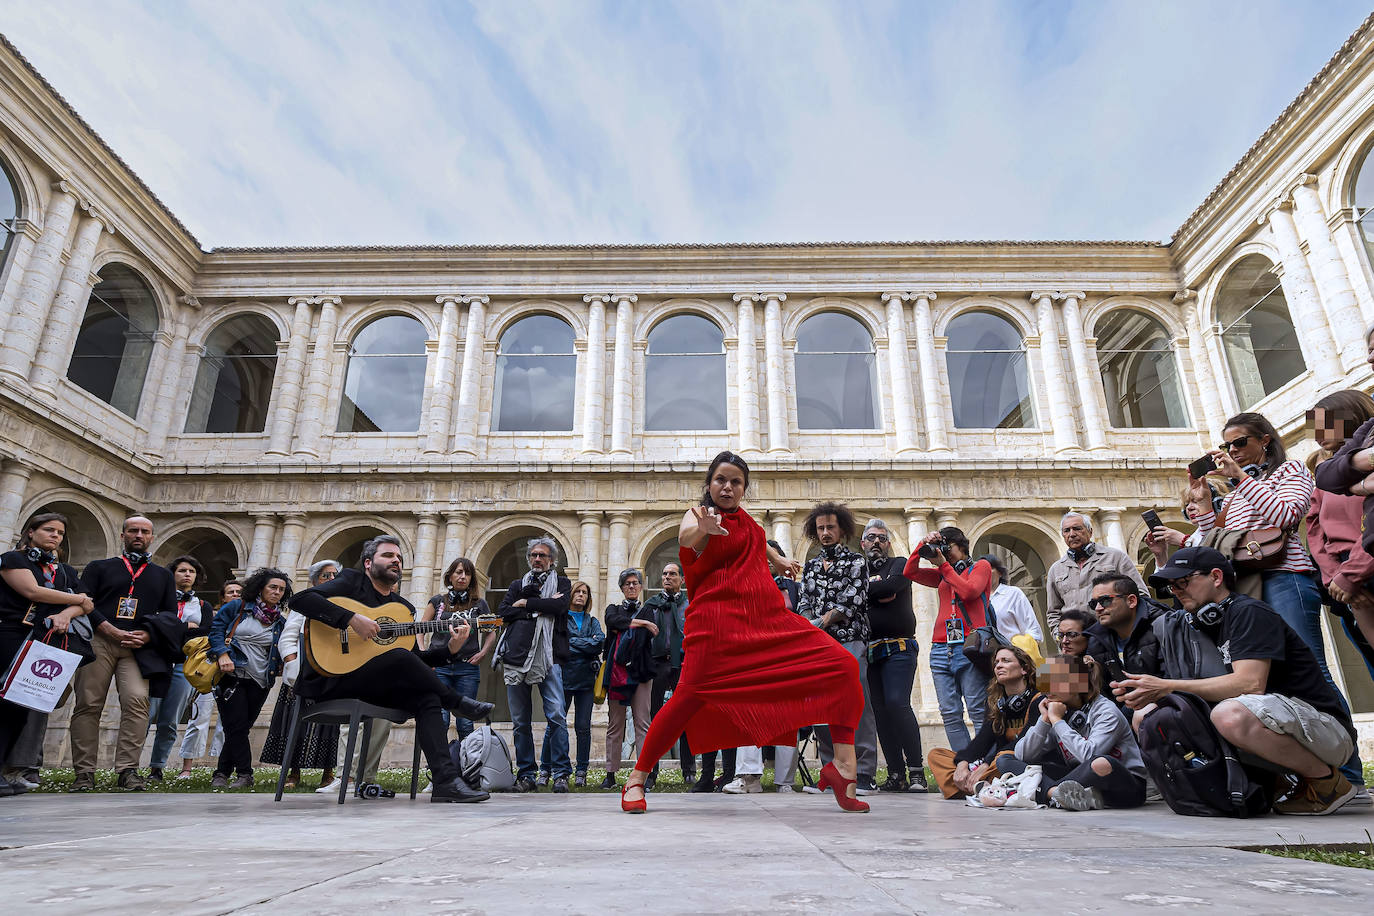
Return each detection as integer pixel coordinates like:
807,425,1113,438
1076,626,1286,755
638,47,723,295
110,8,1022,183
700,451,750,508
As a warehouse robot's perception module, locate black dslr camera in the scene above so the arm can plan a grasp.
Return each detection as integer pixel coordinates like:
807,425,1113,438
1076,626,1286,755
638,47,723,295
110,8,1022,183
918,537,947,562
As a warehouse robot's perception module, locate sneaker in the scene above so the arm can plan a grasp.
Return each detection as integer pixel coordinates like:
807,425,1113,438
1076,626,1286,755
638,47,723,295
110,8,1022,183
513,777,538,793
552,776,569,793
117,769,146,792
227,774,254,790
536,772,550,788
881,773,908,792
574,772,587,788
906,771,930,793
600,773,617,790
210,772,229,789
1052,780,1103,811
776,783,795,793
0,776,15,798
1345,786,1372,808
420,781,434,795
1275,769,1358,816
723,775,763,794
854,778,880,796
1144,776,1163,804
315,777,341,794
146,767,164,783
70,771,96,792
5,772,39,792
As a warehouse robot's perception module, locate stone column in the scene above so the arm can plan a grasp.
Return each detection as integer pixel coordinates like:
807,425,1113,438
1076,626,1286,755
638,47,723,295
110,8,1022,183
577,510,603,595
28,208,108,397
1056,292,1108,450
1099,508,1127,553
1324,207,1374,325
0,459,33,547
880,293,920,453
1029,292,1080,453
275,513,308,586
1264,201,1344,386
452,295,489,456
934,507,960,532
579,294,610,455
605,511,631,606
609,294,637,456
265,297,315,457
910,293,950,453
903,507,940,715
1290,176,1368,369
1179,292,1227,434
762,293,790,454
769,509,794,558
423,296,461,454
733,293,763,454
0,219,42,330
441,510,470,566
247,513,279,570
0,182,78,385
143,297,203,456
409,512,440,606
292,296,341,458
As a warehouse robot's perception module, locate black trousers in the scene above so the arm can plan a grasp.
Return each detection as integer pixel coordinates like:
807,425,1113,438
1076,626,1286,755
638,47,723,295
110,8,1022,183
0,627,33,768
298,650,462,785
649,664,693,777
698,747,736,784
866,644,924,777
1001,749,1145,808
214,677,271,777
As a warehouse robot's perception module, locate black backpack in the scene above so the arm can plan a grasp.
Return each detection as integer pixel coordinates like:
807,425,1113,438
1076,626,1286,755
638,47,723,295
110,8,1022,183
1138,691,1273,818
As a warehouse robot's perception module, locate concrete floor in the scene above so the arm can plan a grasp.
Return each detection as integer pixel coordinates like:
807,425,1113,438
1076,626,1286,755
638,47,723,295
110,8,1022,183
1,791,1372,914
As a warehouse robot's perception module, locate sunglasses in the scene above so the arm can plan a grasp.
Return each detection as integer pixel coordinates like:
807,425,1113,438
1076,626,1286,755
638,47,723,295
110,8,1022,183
1218,435,1251,452
862,534,889,543
1086,595,1120,610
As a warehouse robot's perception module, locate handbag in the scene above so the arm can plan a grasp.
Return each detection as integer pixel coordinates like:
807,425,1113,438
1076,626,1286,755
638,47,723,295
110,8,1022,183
958,592,1005,676
183,615,241,694
1199,526,1288,574
0,629,83,712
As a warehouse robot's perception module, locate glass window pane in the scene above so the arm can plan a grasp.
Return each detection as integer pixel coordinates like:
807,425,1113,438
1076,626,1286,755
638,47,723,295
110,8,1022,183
185,315,280,433
944,312,1033,428
0,164,16,265
796,313,877,429
646,315,726,430
66,264,160,417
1095,311,1188,428
495,316,576,431
1215,255,1304,407
337,314,428,432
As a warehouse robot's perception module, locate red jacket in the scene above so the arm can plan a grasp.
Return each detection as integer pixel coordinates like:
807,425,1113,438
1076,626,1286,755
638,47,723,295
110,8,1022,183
903,555,993,644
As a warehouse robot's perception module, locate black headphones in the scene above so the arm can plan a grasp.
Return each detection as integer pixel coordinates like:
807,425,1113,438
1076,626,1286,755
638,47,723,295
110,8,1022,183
1068,543,1098,563
998,688,1034,717
1187,594,1234,630
1067,707,1091,731
952,558,971,574
24,546,56,565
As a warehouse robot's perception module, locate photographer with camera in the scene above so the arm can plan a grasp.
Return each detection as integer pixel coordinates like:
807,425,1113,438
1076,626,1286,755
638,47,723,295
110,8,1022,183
903,526,993,752
1047,511,1146,634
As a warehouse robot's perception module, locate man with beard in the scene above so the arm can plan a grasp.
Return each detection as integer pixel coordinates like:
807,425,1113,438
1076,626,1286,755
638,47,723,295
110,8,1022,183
290,535,493,804
861,519,927,792
798,501,880,794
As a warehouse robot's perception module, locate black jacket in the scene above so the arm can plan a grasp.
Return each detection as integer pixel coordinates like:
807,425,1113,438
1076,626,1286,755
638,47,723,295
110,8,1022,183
1086,597,1168,711
496,574,571,667
865,555,915,640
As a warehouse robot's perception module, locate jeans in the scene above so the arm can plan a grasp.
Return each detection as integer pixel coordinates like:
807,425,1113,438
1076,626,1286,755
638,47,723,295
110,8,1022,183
930,642,987,753
148,664,196,769
435,662,481,740
507,665,571,780
867,643,924,777
543,687,594,774
1262,570,1365,787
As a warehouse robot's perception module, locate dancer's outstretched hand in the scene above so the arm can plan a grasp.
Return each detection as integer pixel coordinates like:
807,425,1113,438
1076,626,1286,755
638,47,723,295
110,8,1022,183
692,506,728,536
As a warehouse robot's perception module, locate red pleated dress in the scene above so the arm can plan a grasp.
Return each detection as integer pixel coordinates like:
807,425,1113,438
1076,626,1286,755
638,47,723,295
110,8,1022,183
673,506,862,754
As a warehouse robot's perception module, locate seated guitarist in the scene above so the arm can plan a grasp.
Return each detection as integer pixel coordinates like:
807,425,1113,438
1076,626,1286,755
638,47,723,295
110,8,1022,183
289,534,494,804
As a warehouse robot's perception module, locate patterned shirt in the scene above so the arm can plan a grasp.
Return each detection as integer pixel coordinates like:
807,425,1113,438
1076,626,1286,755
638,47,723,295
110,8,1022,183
798,544,870,643
1194,459,1315,574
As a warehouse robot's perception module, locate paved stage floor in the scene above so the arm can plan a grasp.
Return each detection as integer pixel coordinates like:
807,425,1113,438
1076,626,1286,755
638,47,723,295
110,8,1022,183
2,790,1372,914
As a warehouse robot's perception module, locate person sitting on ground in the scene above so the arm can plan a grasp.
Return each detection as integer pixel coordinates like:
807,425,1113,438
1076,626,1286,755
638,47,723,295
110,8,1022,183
1114,546,1362,815
1084,573,1166,713
1000,653,1146,811
928,645,1044,799
1054,608,1098,660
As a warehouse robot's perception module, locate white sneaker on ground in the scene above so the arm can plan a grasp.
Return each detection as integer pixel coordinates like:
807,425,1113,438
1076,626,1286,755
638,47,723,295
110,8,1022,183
420,781,433,795
1052,779,1104,811
315,778,341,794
722,774,763,794
776,784,795,793
801,784,823,794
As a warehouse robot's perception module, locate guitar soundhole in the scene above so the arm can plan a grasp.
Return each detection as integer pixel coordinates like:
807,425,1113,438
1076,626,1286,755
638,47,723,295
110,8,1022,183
373,616,401,646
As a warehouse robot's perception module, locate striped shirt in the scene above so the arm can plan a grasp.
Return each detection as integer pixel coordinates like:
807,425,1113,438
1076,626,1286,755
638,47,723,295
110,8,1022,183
1194,459,1315,573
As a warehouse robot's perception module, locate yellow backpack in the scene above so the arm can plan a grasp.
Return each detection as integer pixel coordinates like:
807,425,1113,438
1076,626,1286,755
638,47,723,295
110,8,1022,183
182,636,221,694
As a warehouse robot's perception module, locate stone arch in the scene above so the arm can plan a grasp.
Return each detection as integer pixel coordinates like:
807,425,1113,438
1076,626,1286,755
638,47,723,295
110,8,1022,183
1083,296,1185,340
492,299,587,340
969,512,1062,633
304,516,415,572
630,515,683,567
152,522,243,592
636,297,733,340
783,296,882,341
1197,241,1285,326
17,488,118,566
468,514,578,574
87,250,175,332
186,301,290,348
153,516,248,569
335,299,437,343
967,511,1062,562
1326,113,1374,214
0,140,41,220
934,296,1035,338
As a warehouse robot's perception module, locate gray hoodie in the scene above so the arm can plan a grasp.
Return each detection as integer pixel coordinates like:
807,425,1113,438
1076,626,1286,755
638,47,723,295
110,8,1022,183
1014,694,1145,777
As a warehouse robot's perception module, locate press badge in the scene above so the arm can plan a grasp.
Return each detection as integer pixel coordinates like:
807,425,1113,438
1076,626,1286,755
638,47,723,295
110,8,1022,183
116,597,138,620
945,616,965,643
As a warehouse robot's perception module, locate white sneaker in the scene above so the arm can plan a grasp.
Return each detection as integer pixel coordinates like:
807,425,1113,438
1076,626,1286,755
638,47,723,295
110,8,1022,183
420,781,433,795
1051,779,1103,811
722,775,763,794
776,784,795,793
801,784,823,794
315,778,341,794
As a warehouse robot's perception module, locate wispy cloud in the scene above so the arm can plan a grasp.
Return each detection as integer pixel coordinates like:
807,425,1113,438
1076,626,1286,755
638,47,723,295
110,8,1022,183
0,0,1367,246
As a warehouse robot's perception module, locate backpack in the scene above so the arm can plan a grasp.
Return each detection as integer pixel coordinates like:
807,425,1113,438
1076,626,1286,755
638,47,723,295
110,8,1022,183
450,724,516,792
957,587,1004,677
1137,691,1273,818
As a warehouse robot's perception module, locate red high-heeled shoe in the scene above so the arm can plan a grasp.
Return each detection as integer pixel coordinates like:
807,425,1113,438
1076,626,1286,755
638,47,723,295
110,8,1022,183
621,780,647,814
817,762,870,813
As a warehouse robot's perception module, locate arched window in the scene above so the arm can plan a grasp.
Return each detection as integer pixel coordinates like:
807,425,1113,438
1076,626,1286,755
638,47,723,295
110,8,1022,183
184,315,280,433
1,162,18,266
944,311,1033,428
645,315,726,430
1215,254,1305,408
494,315,576,431
642,536,682,598
154,527,241,600
972,530,1051,635
1094,311,1188,428
67,264,160,417
1353,144,1374,271
795,312,877,429
337,314,428,432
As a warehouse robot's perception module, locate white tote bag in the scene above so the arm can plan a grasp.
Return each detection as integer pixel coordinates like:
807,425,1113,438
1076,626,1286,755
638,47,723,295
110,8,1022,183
0,635,82,712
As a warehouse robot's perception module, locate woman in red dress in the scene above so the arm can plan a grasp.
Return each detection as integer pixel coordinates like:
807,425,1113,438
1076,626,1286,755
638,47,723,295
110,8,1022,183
620,451,869,813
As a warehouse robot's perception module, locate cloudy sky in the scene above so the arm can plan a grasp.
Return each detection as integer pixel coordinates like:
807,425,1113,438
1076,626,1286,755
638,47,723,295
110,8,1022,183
1,1,1369,248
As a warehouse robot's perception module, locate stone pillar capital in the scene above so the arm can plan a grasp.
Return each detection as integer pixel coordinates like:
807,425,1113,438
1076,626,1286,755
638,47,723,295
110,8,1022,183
286,296,315,308
880,292,915,304
760,293,787,303
733,292,763,304
459,295,489,306
1260,197,1296,226
436,294,463,306
315,295,342,307
608,511,633,525
178,294,203,310
583,293,612,305
1053,291,1086,302
416,510,440,524
1029,291,1056,303
578,509,604,522
610,293,638,305
251,512,277,524
279,512,308,525
1173,289,1199,306
51,178,79,198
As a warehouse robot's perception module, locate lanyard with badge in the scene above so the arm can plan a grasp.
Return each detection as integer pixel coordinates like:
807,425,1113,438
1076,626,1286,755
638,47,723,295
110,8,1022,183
21,558,61,626
117,557,146,620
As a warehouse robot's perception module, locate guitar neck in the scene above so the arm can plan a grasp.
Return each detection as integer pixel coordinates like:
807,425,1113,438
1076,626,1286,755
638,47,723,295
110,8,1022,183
377,617,499,636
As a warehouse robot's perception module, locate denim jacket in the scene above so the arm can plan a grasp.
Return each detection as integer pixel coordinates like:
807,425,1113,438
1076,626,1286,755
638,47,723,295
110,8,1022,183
208,598,286,686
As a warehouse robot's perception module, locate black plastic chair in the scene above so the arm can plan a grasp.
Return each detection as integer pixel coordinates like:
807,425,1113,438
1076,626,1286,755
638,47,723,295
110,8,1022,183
273,694,422,805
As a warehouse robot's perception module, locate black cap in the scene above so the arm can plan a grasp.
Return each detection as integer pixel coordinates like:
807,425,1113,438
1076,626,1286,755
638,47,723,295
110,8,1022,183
1148,546,1233,588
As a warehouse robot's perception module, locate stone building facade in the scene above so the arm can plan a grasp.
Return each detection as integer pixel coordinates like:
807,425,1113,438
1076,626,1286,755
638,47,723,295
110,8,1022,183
4,19,1374,760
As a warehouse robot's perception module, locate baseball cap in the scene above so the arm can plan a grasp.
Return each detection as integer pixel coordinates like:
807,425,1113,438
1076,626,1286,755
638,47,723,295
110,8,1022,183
1147,546,1233,588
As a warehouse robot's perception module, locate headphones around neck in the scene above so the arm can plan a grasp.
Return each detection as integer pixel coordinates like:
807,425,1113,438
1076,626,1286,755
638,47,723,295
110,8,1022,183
1187,594,1233,629
1067,707,1091,731
998,688,1034,717
24,546,56,564
1068,543,1098,563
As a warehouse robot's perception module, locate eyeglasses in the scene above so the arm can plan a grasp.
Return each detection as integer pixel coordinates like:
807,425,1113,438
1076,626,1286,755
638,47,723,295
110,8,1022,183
529,552,552,559
862,534,889,543
1085,595,1120,611
1057,630,1086,643
1166,572,1201,592
1219,435,1251,452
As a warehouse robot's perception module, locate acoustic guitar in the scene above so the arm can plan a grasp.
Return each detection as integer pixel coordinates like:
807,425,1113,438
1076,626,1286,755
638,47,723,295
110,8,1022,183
305,596,503,677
